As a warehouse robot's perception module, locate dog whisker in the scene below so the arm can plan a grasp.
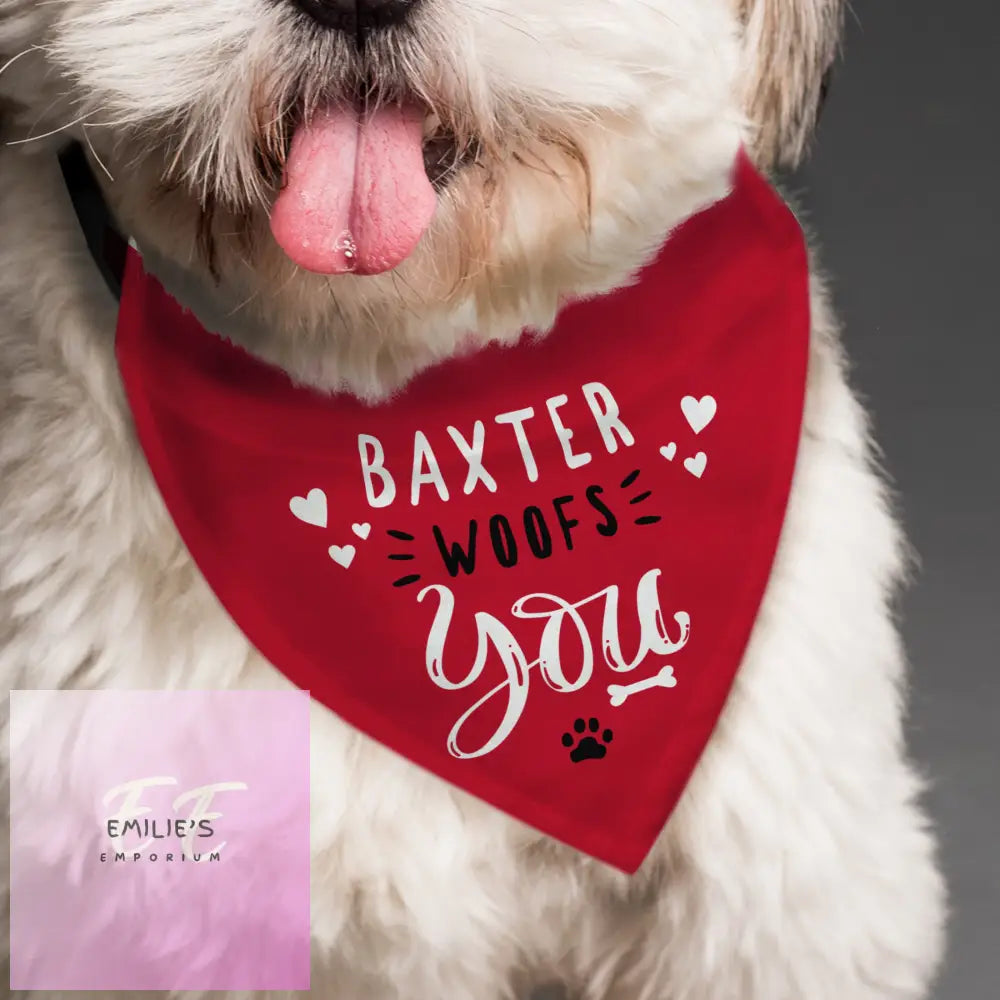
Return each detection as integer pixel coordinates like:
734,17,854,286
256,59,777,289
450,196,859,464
0,45,45,81
81,123,114,181
5,111,90,146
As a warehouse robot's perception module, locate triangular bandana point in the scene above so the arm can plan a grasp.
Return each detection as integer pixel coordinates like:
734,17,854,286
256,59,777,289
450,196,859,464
116,151,810,873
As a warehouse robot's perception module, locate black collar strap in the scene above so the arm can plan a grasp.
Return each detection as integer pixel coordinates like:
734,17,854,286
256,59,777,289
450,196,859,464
58,141,127,301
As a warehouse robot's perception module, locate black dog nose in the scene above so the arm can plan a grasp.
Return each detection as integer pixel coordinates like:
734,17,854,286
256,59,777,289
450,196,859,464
287,0,419,34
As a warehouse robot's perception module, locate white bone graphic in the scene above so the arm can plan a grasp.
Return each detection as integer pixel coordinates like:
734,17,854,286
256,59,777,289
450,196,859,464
607,665,677,707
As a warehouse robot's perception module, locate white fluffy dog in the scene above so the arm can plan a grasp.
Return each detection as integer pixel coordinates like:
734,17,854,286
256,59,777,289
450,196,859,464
0,0,947,997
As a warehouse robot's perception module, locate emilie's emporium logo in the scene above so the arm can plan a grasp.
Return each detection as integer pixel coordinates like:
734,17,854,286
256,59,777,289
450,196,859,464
99,777,248,864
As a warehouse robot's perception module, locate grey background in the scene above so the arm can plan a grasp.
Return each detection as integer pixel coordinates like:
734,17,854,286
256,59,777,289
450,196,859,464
792,1,1000,996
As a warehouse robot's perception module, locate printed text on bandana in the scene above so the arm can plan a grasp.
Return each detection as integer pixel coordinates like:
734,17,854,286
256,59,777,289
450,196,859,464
290,381,717,760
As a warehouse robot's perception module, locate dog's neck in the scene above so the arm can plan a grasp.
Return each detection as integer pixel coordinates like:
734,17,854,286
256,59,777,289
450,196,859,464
60,128,743,401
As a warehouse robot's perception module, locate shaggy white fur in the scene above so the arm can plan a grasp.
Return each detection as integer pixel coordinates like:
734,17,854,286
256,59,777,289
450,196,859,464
0,0,946,998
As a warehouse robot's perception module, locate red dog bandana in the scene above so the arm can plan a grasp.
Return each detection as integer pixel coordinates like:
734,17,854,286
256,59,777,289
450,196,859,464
116,152,809,872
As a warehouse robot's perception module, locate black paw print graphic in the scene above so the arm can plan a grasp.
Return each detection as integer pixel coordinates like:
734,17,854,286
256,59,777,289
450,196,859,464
562,717,614,763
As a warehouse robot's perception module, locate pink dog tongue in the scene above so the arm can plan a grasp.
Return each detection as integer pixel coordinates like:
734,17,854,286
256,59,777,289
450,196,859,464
270,102,436,275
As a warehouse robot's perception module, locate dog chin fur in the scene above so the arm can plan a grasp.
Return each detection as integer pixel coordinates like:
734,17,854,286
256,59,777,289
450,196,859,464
0,0,946,997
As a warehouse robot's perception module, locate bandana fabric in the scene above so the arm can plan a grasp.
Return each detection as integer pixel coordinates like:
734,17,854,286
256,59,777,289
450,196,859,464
115,152,809,872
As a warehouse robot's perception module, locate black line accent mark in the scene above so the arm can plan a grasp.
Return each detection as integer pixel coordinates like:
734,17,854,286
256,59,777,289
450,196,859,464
629,490,653,504
388,553,415,561
393,574,422,588
634,515,662,526
620,469,641,489
387,529,415,541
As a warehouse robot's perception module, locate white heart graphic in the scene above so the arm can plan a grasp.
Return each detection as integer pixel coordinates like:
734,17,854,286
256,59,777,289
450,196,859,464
681,395,717,434
328,544,356,569
289,488,327,528
684,452,708,478
659,442,677,461
352,522,372,540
